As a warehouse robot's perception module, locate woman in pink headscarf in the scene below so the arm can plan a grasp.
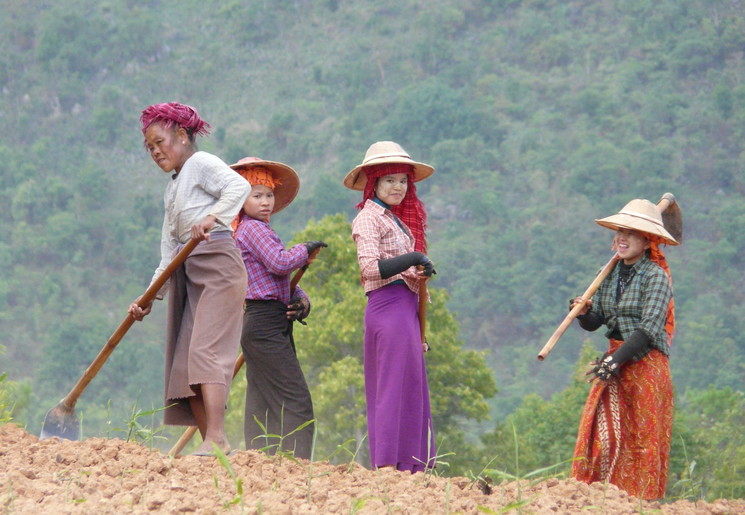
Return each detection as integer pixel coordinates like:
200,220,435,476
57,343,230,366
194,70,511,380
128,102,250,456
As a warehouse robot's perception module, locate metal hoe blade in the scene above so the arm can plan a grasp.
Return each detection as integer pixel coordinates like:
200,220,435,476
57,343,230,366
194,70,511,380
40,402,80,440
662,201,683,243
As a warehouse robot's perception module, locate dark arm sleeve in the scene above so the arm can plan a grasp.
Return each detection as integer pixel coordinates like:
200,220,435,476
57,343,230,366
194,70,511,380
378,252,426,279
611,329,652,364
577,311,604,331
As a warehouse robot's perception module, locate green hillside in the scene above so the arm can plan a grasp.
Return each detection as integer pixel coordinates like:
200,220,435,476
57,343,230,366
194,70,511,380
1,0,744,498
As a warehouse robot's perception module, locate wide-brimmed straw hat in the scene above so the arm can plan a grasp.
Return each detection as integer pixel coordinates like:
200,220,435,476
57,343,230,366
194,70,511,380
343,141,434,190
230,157,299,214
595,199,679,245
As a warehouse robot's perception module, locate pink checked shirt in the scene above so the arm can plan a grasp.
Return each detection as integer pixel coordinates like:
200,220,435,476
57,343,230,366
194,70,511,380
351,199,422,294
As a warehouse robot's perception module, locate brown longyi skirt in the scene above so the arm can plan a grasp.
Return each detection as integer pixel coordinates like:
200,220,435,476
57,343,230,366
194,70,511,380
162,237,247,426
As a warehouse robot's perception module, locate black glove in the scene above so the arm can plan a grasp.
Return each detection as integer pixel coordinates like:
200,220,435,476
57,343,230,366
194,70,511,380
587,329,651,381
378,252,436,279
304,241,328,255
587,354,619,381
287,296,310,323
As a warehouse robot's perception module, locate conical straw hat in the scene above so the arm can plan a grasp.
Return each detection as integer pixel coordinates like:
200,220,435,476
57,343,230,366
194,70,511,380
595,199,678,245
230,157,299,214
343,141,434,190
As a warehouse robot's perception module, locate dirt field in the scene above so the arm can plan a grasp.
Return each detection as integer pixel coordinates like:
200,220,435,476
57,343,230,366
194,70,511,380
1,423,743,514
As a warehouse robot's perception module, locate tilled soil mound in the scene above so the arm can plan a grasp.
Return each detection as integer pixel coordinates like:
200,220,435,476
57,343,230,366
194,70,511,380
1,424,743,514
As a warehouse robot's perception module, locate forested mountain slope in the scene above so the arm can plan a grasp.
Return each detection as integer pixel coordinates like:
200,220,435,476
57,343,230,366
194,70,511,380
1,0,743,478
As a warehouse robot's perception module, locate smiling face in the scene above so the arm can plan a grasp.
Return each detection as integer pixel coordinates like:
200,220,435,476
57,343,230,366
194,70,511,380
243,184,275,222
144,123,192,173
614,228,651,265
374,173,408,206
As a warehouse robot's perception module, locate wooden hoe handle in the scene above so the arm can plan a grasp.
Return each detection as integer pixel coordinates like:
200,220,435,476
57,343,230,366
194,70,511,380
536,254,619,361
59,239,199,410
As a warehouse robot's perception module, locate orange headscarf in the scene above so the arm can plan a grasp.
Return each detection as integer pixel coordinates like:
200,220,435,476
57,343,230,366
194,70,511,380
648,239,675,346
231,166,282,231
237,166,280,191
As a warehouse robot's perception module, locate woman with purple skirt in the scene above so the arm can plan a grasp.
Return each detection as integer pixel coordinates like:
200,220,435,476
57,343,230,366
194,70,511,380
344,141,436,473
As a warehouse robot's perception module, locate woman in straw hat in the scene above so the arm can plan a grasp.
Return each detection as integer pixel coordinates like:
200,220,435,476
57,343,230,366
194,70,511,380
345,141,436,472
232,157,327,459
128,102,250,456
568,198,678,499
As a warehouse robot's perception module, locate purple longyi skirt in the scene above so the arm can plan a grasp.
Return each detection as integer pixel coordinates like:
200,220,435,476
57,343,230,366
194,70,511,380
364,283,435,472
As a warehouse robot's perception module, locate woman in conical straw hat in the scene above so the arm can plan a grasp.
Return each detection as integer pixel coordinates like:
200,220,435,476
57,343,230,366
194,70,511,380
231,157,326,459
128,102,250,456
568,198,678,499
345,141,436,473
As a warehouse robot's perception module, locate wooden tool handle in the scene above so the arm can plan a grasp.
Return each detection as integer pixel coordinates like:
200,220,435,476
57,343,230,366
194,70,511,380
417,266,428,345
657,192,675,215
419,281,428,344
536,254,619,360
290,247,321,294
60,239,199,410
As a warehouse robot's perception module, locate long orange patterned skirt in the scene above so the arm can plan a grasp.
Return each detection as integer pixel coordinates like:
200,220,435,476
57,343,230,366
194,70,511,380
571,339,674,499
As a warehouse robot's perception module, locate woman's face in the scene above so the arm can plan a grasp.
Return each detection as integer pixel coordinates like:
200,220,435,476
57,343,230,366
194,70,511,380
614,228,650,265
144,123,191,173
243,184,275,222
374,173,408,206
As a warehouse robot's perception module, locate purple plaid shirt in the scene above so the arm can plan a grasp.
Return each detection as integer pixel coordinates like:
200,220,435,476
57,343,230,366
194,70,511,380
235,217,309,304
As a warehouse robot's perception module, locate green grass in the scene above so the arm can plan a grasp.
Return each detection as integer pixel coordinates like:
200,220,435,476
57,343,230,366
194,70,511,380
212,444,246,513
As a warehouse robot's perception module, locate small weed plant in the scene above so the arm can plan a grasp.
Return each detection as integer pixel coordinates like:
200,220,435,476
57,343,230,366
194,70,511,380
212,444,246,513
669,436,704,502
324,435,367,473
3,478,16,513
0,372,15,424
250,406,315,465
114,402,170,449
413,423,455,487
304,425,334,503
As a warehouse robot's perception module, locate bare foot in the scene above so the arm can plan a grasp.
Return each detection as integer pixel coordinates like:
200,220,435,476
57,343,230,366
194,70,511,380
192,439,232,456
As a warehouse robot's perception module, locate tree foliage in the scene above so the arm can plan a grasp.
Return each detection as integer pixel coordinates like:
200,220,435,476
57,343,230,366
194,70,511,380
675,387,745,500
0,0,743,491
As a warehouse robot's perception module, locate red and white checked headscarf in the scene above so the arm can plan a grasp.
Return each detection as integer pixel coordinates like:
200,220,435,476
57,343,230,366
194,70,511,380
357,163,428,253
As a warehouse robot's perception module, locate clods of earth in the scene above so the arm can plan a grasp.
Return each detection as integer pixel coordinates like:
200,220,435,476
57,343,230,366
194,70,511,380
1,424,743,514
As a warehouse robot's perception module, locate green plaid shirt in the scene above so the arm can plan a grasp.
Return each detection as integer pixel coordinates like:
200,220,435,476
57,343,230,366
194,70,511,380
589,253,673,357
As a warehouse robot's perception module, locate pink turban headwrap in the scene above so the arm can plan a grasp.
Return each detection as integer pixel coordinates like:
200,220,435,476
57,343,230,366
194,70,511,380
140,102,211,143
